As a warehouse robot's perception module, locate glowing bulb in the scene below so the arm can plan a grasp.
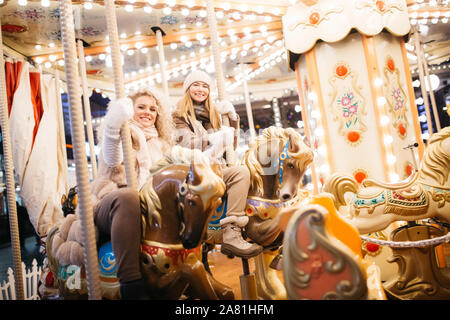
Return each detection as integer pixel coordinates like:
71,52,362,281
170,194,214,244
389,172,400,182
384,135,393,145
377,96,387,106
378,114,391,127
387,154,397,165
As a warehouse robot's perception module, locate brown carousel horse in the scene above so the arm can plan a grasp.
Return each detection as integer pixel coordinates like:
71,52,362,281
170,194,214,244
205,126,314,299
44,146,232,299
323,126,450,299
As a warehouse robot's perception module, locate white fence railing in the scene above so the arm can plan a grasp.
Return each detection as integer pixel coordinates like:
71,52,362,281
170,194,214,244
0,259,42,300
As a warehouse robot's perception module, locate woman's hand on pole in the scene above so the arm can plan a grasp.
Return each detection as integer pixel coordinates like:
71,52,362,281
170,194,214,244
104,98,134,130
216,100,237,121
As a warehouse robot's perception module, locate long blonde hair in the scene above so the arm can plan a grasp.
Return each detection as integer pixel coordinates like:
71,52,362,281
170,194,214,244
129,88,174,146
174,91,222,130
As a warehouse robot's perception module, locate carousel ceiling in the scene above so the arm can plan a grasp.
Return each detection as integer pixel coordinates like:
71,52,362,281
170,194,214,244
1,0,449,103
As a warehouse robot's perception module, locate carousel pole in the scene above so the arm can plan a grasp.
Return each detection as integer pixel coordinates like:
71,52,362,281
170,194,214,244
58,0,102,299
54,69,69,191
0,18,25,300
420,50,441,131
77,40,98,180
413,27,434,136
239,63,256,141
104,0,137,190
152,27,170,99
205,0,237,165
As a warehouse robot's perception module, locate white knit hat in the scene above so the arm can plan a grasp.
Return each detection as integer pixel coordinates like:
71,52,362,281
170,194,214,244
183,70,214,92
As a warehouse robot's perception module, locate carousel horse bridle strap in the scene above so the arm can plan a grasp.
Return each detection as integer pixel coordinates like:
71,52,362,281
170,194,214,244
278,140,290,184
176,167,194,234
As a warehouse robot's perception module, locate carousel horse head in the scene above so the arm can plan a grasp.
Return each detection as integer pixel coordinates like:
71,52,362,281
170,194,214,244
141,146,225,249
417,126,450,188
324,126,450,234
243,126,314,200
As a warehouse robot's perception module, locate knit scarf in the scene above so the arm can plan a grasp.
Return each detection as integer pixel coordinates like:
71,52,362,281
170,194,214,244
130,119,159,141
129,120,165,189
193,104,211,128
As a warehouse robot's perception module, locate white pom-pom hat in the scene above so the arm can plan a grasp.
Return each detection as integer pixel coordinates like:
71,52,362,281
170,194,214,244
183,70,214,92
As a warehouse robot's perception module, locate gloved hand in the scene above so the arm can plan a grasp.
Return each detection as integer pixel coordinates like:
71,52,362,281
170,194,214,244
104,98,134,130
216,100,237,121
207,126,234,149
205,126,235,160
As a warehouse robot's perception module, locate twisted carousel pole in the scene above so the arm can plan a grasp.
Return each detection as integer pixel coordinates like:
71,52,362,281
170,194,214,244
104,0,137,190
152,27,170,99
413,27,434,136
206,0,237,165
77,40,98,180
0,17,25,300
239,63,256,141
420,49,441,132
58,0,102,299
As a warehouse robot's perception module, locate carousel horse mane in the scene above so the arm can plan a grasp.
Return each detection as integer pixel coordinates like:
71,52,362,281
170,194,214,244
141,145,224,227
418,127,450,187
243,126,312,197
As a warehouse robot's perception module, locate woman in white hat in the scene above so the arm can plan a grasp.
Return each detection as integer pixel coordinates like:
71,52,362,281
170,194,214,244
173,70,262,258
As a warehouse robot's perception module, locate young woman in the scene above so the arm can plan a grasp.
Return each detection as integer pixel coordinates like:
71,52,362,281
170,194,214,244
173,70,262,259
92,88,173,299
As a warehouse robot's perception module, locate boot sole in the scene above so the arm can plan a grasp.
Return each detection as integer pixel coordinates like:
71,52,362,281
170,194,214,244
220,244,263,259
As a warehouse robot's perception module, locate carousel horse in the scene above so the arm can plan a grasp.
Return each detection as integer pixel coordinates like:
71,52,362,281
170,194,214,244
323,126,450,234
323,126,450,299
278,194,386,300
205,126,314,300
43,146,233,300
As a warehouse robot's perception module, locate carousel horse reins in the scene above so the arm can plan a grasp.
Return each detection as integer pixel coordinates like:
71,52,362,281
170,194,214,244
276,140,290,184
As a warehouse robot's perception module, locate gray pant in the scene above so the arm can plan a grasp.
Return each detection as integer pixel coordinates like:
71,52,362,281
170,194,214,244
223,165,250,217
94,188,142,283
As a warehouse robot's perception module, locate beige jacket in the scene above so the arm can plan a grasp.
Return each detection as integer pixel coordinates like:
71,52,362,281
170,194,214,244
173,114,239,153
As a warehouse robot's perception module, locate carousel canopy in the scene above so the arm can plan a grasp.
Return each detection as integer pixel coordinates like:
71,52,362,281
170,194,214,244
0,0,449,110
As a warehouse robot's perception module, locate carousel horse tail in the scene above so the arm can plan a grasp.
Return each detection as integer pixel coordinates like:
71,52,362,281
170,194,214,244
45,226,61,286
362,170,418,190
323,173,359,209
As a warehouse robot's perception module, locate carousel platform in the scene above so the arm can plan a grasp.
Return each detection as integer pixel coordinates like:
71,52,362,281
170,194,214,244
0,238,449,299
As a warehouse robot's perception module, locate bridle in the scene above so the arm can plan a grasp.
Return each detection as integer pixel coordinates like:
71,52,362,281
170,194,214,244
176,168,193,236
276,140,291,184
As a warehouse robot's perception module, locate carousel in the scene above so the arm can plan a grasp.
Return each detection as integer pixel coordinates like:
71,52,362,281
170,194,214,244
0,0,449,301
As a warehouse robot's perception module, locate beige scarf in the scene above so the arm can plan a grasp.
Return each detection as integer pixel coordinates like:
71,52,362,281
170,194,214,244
129,120,166,189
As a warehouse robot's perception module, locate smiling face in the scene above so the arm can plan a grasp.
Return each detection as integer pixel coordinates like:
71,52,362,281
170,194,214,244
133,95,158,128
188,81,210,104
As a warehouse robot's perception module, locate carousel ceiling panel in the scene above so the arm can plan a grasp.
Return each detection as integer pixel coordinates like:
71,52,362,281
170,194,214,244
1,0,449,99
0,0,295,96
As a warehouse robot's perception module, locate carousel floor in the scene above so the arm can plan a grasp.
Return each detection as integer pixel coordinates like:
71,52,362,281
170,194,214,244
0,237,449,299
206,247,283,300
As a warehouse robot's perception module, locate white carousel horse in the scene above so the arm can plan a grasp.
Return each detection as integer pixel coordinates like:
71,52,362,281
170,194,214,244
324,126,450,235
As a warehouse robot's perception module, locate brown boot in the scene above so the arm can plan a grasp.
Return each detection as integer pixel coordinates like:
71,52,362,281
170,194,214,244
220,216,262,258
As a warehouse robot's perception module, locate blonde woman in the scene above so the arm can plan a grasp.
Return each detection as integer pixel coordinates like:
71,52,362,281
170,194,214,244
92,88,173,299
173,70,262,258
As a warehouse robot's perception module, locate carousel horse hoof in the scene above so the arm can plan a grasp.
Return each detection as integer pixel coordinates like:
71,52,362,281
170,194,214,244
119,278,151,300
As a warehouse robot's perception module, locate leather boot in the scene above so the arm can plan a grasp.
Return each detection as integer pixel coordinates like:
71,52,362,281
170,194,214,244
220,216,262,258
119,278,151,300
